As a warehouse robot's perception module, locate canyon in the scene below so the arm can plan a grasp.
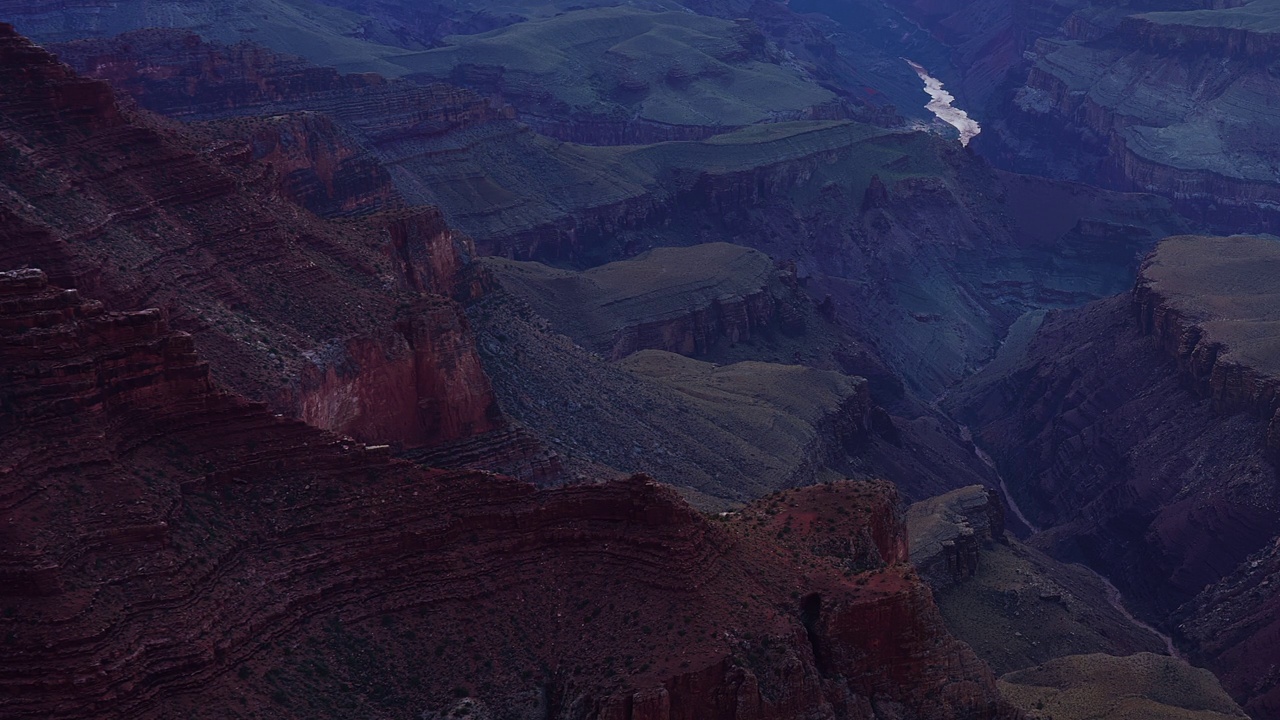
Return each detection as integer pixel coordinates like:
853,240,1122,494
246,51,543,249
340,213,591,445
1,0,1278,715
973,0,1280,230
952,235,1280,717
31,27,1194,404
0,263,1021,719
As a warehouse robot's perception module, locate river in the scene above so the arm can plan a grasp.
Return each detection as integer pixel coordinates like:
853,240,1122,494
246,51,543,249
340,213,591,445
904,60,981,146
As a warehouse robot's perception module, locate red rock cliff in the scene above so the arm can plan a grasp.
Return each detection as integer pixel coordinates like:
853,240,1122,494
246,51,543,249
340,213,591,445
0,268,1016,719
0,23,498,449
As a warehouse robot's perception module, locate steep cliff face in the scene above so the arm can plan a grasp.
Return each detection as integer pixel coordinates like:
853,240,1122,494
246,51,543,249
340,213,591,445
952,298,1279,616
48,29,385,114
907,485,1005,582
197,111,400,217
0,23,498,449
990,4,1280,229
0,268,1015,719
49,29,504,140
42,30,1189,403
1178,539,1280,719
906,487,1174,676
879,0,1051,109
950,235,1280,716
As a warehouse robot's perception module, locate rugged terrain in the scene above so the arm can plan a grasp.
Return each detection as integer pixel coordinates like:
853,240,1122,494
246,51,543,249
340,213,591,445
980,0,1280,230
952,235,1280,717
906,488,1248,719
464,276,1000,509
39,28,1193,402
0,23,510,454
908,486,1169,671
0,265,1022,719
2,4,1274,718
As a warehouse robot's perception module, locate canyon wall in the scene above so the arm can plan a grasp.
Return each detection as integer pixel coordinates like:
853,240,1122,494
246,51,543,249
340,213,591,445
0,267,1015,719
992,6,1280,230
951,235,1280,716
0,23,499,450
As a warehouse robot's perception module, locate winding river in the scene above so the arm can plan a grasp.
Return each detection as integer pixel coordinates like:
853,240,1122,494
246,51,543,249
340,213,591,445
905,60,981,146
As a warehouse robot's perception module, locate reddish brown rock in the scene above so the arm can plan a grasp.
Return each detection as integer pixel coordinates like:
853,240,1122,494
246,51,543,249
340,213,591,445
197,111,400,217
0,23,497,449
0,268,1016,720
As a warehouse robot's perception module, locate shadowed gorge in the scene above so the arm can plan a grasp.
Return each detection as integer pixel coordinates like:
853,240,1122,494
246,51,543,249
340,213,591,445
952,235,1280,717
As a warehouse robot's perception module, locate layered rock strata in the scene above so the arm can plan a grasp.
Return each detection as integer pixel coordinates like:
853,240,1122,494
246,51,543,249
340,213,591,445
951,235,1280,715
0,23,499,449
480,244,804,361
41,30,1186,403
993,6,1280,228
0,268,1015,719
907,485,1006,582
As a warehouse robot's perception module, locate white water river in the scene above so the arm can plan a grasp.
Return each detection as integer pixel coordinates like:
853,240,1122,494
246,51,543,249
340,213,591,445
905,60,981,146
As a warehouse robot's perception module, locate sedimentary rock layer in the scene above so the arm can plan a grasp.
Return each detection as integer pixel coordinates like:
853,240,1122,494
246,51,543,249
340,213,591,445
481,244,802,360
951,235,1280,716
995,7,1280,228
0,23,498,449
0,268,1015,719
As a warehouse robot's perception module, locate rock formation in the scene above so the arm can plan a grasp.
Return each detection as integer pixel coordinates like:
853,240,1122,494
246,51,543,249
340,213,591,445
0,266,1017,719
908,485,1006,582
987,1,1280,230
906,487,1171,676
951,235,1280,716
0,23,501,451
481,244,805,361
39,27,1190,403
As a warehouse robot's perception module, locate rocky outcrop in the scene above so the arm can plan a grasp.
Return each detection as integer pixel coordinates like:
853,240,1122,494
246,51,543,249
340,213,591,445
1177,539,1280,719
49,29,503,139
49,30,508,220
48,30,384,114
42,30,1187,408
197,111,400,217
907,485,1006,582
1132,236,1280,454
0,268,1016,719
0,23,498,450
1117,13,1280,61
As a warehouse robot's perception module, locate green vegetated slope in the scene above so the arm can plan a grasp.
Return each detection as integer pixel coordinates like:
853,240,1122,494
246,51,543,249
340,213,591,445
477,242,893,389
1000,653,1248,720
480,243,776,352
464,290,870,508
1013,0,1280,190
931,541,1169,673
382,119,903,247
2,0,418,75
906,492,1248,720
1137,0,1280,32
387,7,837,126
619,350,866,484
